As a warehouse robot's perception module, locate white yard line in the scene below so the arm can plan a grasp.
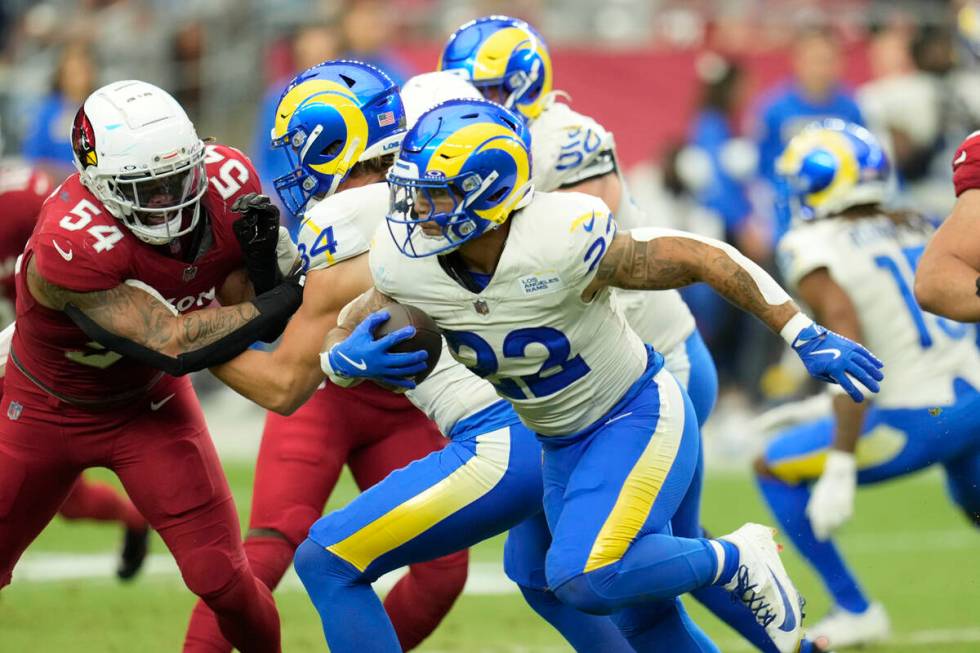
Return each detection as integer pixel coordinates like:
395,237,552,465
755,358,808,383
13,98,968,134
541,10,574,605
14,552,980,650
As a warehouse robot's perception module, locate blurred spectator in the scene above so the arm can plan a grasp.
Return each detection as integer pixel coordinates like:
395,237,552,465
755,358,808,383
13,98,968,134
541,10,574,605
339,0,412,85
685,54,764,256
172,21,205,123
755,26,865,187
251,23,341,232
857,26,942,183
22,41,95,179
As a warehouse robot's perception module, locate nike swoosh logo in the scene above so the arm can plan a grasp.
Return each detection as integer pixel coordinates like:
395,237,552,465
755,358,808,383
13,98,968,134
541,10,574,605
768,565,798,632
337,350,368,371
955,150,967,167
583,213,596,232
52,240,73,261
150,394,175,411
811,348,841,360
604,411,633,426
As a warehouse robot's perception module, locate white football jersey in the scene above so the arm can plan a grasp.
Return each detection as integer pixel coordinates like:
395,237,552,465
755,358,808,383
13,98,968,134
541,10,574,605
779,214,980,407
530,98,695,354
370,190,649,435
300,183,500,434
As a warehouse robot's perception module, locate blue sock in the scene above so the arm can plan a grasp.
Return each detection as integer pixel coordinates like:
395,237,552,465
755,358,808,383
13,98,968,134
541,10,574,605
519,585,634,652
294,538,400,653
757,475,870,613
613,598,720,652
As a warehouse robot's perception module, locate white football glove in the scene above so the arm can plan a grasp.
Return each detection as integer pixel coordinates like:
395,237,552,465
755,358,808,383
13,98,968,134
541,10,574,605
806,450,857,540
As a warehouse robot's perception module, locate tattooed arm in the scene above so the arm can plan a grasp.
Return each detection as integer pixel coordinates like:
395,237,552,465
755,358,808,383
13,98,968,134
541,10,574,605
27,257,302,375
583,228,799,334
584,227,885,402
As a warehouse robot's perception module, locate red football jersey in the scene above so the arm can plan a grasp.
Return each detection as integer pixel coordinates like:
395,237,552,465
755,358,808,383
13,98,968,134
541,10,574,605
8,144,258,403
0,160,52,300
952,130,980,197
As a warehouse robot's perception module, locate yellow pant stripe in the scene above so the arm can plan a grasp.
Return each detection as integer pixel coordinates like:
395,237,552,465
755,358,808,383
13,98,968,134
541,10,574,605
769,424,908,484
584,372,685,574
327,427,511,572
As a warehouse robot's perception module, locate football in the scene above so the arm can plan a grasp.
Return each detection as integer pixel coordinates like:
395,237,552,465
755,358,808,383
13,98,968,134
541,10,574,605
375,302,443,383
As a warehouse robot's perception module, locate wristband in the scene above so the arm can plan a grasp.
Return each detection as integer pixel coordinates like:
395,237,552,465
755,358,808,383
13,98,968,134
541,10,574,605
779,312,816,346
319,346,359,388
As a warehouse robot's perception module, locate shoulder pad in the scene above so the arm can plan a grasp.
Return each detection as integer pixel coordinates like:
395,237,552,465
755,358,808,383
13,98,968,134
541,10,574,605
524,191,616,290
296,184,388,271
33,187,131,292
531,100,616,192
204,143,261,204
776,222,835,290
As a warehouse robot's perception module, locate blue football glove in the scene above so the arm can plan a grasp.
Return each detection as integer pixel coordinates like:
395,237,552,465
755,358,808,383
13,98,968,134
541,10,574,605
324,310,428,389
791,323,884,402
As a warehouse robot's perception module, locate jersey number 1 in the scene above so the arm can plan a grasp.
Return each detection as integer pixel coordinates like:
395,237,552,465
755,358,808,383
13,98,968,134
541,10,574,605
874,245,967,348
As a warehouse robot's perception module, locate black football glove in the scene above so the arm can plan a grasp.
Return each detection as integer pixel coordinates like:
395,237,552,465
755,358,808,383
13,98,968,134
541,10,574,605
232,193,281,295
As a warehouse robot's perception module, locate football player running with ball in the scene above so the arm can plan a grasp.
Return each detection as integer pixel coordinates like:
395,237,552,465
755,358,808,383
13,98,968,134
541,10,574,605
438,16,832,653
0,81,305,653
324,97,883,652
183,62,470,653
757,121,980,649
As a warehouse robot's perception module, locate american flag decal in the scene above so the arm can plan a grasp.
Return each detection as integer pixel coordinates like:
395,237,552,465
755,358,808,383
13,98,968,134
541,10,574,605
377,111,396,127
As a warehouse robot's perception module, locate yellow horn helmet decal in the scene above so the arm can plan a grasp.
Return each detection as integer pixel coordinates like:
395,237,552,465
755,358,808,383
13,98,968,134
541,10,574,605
426,122,530,226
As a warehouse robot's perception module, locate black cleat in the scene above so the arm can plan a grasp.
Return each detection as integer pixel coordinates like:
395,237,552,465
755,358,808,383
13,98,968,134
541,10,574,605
116,527,150,581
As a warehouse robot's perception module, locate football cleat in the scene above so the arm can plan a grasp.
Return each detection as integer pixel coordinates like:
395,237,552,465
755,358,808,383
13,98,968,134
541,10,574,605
808,602,890,649
720,523,805,653
116,526,150,581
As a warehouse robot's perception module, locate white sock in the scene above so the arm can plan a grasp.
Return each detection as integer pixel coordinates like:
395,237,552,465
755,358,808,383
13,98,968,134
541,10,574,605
709,540,727,584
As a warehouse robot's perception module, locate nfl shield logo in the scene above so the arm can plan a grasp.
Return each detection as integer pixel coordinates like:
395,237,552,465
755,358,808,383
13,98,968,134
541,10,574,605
7,401,22,421
377,111,395,127
182,266,198,282
473,299,489,315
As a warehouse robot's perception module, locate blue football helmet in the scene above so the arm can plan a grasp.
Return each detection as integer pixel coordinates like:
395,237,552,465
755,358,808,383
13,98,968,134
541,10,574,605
776,119,890,222
386,98,533,258
270,60,406,217
438,16,552,121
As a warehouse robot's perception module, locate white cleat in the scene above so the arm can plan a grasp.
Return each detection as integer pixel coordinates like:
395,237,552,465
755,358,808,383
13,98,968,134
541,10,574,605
720,523,805,653
808,602,890,650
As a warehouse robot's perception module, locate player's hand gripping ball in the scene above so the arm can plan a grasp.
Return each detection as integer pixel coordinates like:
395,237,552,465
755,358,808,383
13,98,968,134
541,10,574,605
327,304,442,390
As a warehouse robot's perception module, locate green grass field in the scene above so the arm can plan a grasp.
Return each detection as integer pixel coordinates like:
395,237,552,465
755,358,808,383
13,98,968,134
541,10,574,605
2,462,977,652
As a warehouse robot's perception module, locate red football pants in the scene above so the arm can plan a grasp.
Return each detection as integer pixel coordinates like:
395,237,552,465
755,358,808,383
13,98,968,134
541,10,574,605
0,373,280,653
184,381,469,653
58,475,146,530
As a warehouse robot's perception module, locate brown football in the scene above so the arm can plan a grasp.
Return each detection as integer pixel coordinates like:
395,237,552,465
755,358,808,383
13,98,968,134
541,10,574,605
375,303,443,383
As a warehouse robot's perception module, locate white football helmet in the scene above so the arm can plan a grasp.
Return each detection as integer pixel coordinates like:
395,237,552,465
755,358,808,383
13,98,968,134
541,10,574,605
71,80,207,245
400,71,482,128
